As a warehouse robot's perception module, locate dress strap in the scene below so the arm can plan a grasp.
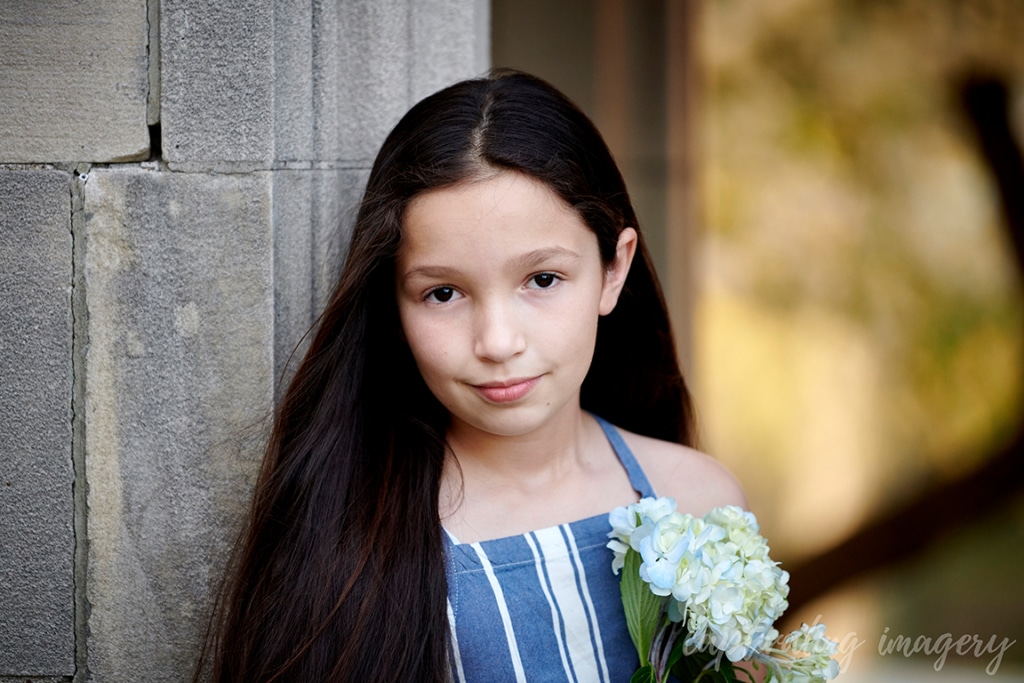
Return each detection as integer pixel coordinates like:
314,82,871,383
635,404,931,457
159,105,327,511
592,414,657,498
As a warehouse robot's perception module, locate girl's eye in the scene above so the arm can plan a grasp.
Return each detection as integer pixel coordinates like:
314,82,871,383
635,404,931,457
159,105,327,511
528,273,560,289
425,286,460,303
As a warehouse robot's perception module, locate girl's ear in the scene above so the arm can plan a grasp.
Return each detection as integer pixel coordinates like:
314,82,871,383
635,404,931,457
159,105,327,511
599,227,638,315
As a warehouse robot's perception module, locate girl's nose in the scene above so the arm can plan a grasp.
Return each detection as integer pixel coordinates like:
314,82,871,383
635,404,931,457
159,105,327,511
473,300,526,363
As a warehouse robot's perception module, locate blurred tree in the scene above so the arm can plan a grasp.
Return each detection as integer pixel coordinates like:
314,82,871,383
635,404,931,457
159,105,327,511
700,0,1024,670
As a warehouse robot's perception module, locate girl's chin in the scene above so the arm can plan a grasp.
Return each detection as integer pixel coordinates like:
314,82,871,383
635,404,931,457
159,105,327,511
447,402,582,440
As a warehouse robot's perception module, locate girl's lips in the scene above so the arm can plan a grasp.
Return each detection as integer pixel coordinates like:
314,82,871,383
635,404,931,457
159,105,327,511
472,376,541,403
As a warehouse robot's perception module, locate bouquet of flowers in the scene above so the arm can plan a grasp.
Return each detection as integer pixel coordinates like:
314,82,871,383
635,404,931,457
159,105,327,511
608,498,840,683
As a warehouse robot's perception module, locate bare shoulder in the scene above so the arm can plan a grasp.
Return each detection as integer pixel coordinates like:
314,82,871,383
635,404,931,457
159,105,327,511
617,426,748,516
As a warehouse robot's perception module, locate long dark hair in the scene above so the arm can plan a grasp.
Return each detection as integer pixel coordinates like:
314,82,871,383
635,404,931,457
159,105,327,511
198,69,695,682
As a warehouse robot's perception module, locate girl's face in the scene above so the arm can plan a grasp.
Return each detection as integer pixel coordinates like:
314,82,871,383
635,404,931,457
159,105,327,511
396,171,635,440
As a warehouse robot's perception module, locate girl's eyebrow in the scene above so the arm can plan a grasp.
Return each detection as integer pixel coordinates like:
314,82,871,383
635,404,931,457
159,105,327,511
401,246,581,282
511,246,581,269
401,264,461,282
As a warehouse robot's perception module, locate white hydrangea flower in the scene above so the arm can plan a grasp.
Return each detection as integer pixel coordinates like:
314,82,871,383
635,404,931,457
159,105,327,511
607,538,631,574
638,513,692,595
608,499,839,681
785,623,838,657
655,507,791,663
607,496,678,573
754,623,840,682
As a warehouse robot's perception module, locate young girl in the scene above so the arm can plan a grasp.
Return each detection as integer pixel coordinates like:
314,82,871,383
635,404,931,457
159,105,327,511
200,69,746,682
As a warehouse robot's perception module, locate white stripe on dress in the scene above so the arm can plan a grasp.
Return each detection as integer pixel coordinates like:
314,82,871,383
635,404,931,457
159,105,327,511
447,598,467,683
532,526,603,682
471,542,528,682
525,532,576,681
564,525,611,682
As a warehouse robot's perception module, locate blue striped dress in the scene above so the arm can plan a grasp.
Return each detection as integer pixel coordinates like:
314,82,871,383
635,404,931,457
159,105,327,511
444,416,655,682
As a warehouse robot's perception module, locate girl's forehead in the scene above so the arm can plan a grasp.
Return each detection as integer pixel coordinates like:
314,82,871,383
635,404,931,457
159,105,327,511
397,173,597,266
404,173,578,234
412,172,567,215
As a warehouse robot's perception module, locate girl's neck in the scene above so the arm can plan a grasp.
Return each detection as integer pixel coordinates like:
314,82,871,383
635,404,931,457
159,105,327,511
438,407,636,543
445,406,591,484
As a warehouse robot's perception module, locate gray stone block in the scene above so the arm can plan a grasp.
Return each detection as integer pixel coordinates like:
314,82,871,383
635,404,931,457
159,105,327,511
311,0,343,165
0,1,150,163
161,1,275,164
272,2,316,163
410,0,489,102
336,0,412,164
271,168,367,387
0,169,74,675
336,0,485,164
310,169,369,318
80,167,275,681
162,0,329,167
161,0,484,169
270,171,315,380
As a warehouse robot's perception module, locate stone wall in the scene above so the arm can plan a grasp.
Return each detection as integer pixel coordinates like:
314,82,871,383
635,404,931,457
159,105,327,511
0,2,488,681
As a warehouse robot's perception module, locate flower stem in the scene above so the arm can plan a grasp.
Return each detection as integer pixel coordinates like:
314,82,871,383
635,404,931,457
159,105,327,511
650,618,685,683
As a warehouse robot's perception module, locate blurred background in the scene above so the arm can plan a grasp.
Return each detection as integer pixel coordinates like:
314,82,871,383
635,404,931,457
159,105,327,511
493,0,1024,679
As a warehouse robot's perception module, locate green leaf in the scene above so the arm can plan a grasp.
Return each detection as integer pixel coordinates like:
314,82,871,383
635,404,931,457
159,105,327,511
630,665,657,683
671,650,738,683
671,650,706,681
620,549,664,666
